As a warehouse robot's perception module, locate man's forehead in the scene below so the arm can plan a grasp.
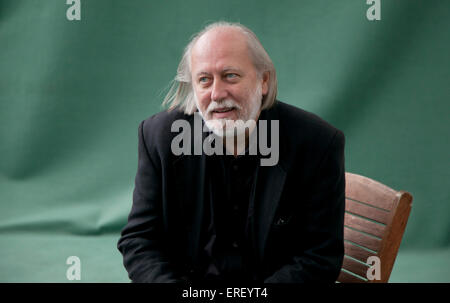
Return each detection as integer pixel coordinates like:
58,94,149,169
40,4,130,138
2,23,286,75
191,27,251,67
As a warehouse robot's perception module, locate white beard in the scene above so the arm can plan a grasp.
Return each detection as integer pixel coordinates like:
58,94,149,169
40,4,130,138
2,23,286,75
195,83,262,138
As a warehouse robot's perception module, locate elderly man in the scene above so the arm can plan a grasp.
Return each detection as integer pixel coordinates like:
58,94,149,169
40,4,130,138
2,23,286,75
117,22,345,283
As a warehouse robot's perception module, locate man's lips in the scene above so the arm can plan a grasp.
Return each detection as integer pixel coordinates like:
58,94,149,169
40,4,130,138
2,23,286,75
211,107,236,118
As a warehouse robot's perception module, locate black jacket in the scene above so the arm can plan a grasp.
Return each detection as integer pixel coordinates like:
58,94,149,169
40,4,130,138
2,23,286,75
117,100,345,283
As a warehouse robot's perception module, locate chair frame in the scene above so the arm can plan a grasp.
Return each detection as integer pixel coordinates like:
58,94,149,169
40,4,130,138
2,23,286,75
337,172,413,283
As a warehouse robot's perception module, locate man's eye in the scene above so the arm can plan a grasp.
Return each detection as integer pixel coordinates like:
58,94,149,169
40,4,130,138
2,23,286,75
199,77,209,83
226,73,238,79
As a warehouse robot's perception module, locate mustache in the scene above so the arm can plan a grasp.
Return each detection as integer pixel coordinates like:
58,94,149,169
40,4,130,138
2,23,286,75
206,99,242,115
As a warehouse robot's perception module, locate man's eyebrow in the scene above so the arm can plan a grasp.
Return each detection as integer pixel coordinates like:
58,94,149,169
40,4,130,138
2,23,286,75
195,71,211,77
195,68,244,78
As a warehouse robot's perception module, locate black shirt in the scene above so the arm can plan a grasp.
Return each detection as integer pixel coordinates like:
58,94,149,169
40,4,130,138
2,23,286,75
201,141,259,283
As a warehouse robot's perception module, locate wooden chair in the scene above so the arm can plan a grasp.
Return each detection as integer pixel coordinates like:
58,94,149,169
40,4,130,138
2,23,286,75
337,172,413,283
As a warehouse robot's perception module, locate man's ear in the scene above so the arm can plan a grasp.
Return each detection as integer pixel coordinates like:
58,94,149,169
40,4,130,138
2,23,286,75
261,71,269,96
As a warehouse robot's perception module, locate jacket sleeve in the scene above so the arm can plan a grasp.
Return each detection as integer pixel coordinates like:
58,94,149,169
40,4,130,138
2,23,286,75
264,130,346,283
117,119,186,283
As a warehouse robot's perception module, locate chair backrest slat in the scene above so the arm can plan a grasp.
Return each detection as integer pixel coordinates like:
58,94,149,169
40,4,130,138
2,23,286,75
344,227,381,252
346,198,390,225
342,256,370,279
344,212,386,238
338,270,366,283
344,241,375,263
345,174,397,211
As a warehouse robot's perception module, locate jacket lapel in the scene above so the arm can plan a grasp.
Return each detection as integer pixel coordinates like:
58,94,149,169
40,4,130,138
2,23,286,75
249,102,287,263
250,163,286,263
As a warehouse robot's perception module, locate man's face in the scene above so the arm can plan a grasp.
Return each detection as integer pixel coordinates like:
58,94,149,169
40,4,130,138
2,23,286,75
190,27,269,136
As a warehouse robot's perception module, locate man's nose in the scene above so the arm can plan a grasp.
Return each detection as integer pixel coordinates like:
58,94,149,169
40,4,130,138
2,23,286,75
211,79,228,101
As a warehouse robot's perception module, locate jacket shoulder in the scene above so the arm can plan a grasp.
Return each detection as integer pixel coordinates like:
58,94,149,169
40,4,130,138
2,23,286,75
275,101,344,145
140,108,192,157
276,101,342,137
143,108,190,131
273,101,345,168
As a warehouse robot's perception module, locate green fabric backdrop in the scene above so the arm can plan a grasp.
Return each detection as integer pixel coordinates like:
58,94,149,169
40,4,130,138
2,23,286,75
0,0,449,282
